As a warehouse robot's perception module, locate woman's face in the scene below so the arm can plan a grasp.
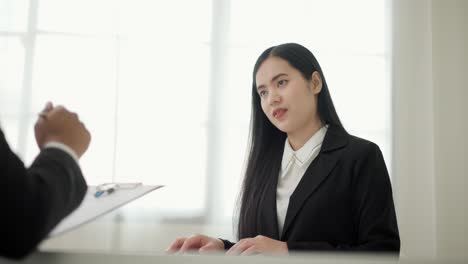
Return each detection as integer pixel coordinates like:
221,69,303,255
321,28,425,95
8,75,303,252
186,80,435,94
255,56,322,136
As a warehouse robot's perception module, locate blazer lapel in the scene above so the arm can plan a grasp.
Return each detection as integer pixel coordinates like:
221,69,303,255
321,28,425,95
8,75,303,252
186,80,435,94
280,125,348,239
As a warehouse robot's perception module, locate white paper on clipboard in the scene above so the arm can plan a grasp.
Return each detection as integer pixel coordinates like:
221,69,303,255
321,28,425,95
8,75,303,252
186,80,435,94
49,185,163,237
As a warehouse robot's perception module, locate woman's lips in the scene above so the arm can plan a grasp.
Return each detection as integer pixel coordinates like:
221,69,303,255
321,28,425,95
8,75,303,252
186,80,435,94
273,108,287,120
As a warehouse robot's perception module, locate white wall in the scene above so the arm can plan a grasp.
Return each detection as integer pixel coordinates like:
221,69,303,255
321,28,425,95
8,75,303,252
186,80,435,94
393,0,468,259
432,0,468,258
393,0,436,258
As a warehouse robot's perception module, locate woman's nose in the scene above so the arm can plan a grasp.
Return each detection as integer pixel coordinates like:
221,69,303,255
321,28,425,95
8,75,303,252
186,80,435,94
268,91,280,105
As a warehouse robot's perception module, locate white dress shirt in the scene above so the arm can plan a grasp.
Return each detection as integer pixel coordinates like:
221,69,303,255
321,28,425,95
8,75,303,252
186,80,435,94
44,141,80,165
276,125,328,235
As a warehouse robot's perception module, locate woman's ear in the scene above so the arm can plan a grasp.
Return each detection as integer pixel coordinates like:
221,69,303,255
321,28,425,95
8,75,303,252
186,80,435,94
310,71,323,94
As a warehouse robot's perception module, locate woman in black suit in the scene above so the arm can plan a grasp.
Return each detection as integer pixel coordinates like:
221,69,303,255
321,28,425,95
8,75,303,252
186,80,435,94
167,43,400,255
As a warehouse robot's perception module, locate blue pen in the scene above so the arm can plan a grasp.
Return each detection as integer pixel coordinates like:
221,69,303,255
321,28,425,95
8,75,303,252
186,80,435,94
94,185,116,198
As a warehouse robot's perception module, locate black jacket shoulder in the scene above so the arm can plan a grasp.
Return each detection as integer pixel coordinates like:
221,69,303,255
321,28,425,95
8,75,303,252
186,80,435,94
0,128,87,259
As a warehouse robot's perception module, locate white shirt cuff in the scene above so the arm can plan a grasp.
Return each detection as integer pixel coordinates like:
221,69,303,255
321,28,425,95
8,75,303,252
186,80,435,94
43,141,80,165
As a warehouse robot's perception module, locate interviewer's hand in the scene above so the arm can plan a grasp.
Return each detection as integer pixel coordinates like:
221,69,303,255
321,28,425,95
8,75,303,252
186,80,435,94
34,102,91,158
166,234,224,254
226,235,288,256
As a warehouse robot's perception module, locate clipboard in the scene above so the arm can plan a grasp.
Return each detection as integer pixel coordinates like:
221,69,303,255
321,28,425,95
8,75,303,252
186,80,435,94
48,184,163,237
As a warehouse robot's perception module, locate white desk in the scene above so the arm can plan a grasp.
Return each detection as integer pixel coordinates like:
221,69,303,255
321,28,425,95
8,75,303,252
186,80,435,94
0,251,406,264
2,250,466,264
0,188,464,263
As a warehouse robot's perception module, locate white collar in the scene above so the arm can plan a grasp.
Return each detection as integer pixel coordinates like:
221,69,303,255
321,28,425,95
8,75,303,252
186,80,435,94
280,125,328,174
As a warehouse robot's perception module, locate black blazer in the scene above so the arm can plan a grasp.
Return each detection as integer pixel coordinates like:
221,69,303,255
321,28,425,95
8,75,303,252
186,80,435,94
0,128,87,259
223,125,400,253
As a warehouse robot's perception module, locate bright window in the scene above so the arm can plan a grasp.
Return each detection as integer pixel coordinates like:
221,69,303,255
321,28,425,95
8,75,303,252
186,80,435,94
0,0,391,223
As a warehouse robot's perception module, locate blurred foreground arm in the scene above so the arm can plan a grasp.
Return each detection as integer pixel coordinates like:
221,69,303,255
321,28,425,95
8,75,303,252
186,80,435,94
0,103,91,259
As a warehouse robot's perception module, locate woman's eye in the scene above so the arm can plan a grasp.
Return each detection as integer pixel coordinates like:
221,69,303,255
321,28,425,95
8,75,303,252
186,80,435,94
278,79,288,87
259,90,267,97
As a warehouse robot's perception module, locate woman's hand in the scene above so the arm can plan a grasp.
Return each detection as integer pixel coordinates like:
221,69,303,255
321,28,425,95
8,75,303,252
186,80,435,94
226,235,288,256
166,234,224,254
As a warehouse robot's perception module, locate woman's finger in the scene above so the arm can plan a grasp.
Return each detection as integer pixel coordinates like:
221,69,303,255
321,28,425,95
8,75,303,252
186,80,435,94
166,237,186,253
240,245,259,256
226,239,253,255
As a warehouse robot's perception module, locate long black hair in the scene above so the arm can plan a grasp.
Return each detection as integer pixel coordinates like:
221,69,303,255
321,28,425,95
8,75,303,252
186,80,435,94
237,43,344,239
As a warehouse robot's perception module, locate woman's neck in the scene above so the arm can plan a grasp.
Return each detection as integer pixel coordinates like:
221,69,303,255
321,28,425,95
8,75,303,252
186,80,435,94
287,119,323,151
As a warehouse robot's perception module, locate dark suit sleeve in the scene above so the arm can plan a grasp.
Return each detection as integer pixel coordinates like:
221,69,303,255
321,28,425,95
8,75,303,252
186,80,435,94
0,129,87,259
350,143,400,252
287,143,400,253
219,238,235,250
